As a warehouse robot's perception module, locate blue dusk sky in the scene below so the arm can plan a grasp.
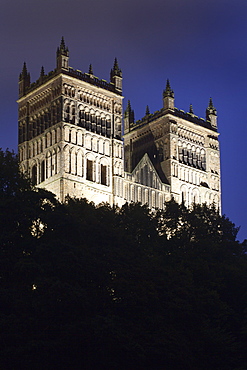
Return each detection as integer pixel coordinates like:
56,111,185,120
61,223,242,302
0,0,246,241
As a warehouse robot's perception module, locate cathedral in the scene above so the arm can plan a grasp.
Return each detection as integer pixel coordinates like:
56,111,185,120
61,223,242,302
18,38,221,210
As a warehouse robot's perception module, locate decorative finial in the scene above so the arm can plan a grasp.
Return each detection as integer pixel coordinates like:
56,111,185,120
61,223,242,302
19,62,29,81
88,64,93,75
208,97,214,108
110,58,122,80
206,97,217,127
206,97,216,114
57,37,69,57
145,105,150,115
166,79,171,90
60,36,65,49
163,79,174,98
124,100,135,122
189,104,194,114
22,62,27,74
40,66,45,77
114,57,118,69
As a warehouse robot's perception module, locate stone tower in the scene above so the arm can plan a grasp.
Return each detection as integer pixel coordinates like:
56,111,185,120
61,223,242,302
123,81,221,209
18,38,124,205
18,39,221,210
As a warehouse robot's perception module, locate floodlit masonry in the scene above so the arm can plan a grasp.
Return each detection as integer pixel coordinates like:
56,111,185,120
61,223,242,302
18,38,221,210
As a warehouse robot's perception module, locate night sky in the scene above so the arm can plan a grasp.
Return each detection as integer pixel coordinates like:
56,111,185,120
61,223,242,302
1,0,246,241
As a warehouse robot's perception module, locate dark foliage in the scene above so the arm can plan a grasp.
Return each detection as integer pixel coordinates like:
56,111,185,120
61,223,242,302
0,149,246,370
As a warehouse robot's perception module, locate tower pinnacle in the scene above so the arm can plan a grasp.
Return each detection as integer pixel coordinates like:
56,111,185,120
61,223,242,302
56,37,69,70
19,62,30,97
110,58,122,93
163,79,174,109
88,64,93,75
206,97,217,129
124,100,135,134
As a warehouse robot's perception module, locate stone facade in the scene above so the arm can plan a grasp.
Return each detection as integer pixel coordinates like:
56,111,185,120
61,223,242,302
18,39,221,210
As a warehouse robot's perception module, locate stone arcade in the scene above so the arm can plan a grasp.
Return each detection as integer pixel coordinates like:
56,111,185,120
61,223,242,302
18,38,221,210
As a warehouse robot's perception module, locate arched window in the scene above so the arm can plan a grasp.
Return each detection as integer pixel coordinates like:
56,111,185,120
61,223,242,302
201,150,206,170
178,144,183,162
71,105,75,124
79,108,85,127
31,164,37,185
101,117,106,136
65,104,70,123
144,189,149,204
106,118,111,138
137,187,142,202
86,159,94,181
152,191,156,208
192,147,196,167
41,160,45,182
101,164,107,185
196,148,200,168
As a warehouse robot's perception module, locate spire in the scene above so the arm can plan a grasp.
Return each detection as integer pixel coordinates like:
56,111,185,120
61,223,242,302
145,105,150,115
22,62,28,76
56,37,69,70
206,97,217,129
61,36,65,50
19,62,29,81
110,58,122,93
208,97,214,109
19,62,30,97
124,100,135,133
111,58,122,77
163,79,175,110
206,97,217,114
189,104,194,114
163,79,174,98
57,36,69,57
125,100,132,116
39,66,45,83
88,64,93,75
166,79,171,90
40,66,45,77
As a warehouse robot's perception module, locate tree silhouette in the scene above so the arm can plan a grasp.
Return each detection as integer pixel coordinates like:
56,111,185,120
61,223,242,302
0,149,246,369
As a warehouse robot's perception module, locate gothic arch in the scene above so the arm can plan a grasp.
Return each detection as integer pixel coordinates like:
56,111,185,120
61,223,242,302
70,147,77,175
86,152,95,182
46,150,52,178
180,184,188,205
63,145,71,173
191,187,200,204
99,156,110,186
76,148,84,177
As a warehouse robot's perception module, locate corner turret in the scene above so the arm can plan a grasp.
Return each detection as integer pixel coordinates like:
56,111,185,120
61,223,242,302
56,37,69,71
163,79,174,110
110,58,122,93
124,100,135,134
206,98,217,129
19,62,30,98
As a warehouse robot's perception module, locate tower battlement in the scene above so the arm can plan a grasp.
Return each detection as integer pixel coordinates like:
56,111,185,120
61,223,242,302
18,39,221,211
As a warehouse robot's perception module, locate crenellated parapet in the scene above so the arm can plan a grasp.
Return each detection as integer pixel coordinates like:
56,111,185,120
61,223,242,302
18,41,221,211
125,81,218,133
19,38,122,99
